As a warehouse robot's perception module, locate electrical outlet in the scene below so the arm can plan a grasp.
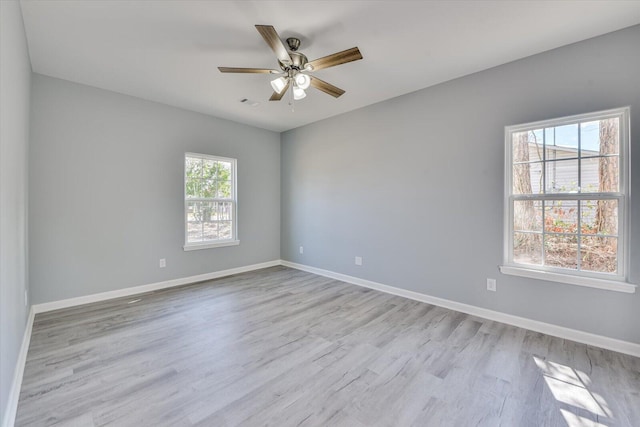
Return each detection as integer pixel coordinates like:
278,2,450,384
487,278,497,292
159,258,166,268
355,256,363,266
299,246,304,254
24,290,28,307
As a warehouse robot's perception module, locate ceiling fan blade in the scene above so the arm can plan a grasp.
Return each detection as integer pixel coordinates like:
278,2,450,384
218,67,279,74
307,47,362,71
269,80,292,101
310,76,345,98
255,25,292,65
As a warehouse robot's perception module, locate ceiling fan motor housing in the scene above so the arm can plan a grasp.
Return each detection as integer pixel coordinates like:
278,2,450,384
279,51,308,71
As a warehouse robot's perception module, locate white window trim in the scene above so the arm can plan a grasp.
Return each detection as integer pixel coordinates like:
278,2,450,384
183,152,239,251
500,107,635,294
183,240,240,251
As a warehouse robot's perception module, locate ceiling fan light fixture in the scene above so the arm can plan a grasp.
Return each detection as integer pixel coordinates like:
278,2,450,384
294,73,311,90
293,86,306,100
270,76,288,94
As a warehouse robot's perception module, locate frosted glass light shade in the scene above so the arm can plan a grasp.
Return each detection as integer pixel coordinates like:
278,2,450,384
293,87,306,100
294,73,311,90
270,77,288,94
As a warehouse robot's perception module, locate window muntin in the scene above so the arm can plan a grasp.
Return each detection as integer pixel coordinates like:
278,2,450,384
184,153,237,248
505,108,628,281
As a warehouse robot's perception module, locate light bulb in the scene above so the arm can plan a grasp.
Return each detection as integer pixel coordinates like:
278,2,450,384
293,87,306,100
294,73,311,90
270,77,288,94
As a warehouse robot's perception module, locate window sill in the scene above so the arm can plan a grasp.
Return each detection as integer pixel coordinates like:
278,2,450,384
183,240,240,251
499,265,636,294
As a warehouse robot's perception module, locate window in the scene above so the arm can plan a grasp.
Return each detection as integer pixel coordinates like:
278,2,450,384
501,107,634,293
184,153,238,250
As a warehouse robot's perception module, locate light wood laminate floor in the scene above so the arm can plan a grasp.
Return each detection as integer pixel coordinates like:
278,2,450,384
16,266,640,426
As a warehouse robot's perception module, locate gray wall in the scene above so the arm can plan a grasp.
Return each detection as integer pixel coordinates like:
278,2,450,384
281,25,640,344
0,0,32,419
29,74,280,304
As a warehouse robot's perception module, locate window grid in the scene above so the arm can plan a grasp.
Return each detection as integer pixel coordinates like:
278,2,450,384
505,107,628,282
577,122,582,271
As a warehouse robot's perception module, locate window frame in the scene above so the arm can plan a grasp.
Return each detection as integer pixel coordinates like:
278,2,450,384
183,152,239,251
500,107,635,293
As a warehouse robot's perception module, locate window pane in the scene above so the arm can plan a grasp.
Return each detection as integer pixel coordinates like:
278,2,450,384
580,200,617,236
219,221,232,240
580,156,618,193
553,123,579,151
581,118,619,156
218,202,232,220
202,179,216,198
579,157,598,193
217,161,232,181
201,201,215,222
511,131,542,163
544,234,578,269
513,162,542,195
187,201,203,243
187,222,203,243
203,221,218,241
186,178,201,198
580,121,599,157
202,159,217,180
523,129,545,162
514,200,542,231
544,127,554,148
514,232,542,265
187,200,201,221
209,203,219,220
186,157,202,179
217,181,232,199
544,200,577,233
545,159,578,193
581,236,617,274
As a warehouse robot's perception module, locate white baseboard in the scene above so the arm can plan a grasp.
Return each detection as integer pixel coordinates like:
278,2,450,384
32,260,281,314
280,260,640,358
2,307,35,427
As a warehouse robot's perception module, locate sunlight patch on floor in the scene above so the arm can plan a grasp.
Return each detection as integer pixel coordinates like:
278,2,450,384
544,376,607,416
560,409,608,427
534,356,614,424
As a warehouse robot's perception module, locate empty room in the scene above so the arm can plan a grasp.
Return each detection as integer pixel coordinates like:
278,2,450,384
1,1,639,426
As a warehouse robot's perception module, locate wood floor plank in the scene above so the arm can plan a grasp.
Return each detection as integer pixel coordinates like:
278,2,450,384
15,266,640,426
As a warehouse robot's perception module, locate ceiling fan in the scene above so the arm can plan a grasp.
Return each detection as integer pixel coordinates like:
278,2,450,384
218,25,363,102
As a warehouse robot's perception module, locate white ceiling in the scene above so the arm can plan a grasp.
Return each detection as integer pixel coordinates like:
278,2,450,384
20,1,640,132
